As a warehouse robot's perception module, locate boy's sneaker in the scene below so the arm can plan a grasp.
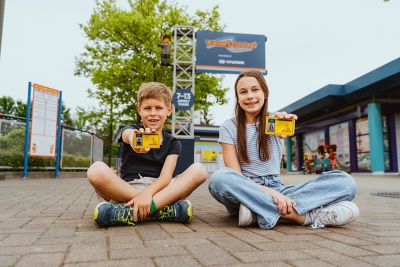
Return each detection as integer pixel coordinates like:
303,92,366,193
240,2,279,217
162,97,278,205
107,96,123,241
151,200,192,223
309,201,359,229
93,202,136,227
238,204,257,227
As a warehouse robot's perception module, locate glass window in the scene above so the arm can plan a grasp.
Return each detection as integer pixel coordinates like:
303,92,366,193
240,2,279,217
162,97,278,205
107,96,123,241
329,122,350,171
382,116,390,171
290,136,297,171
356,117,370,171
303,129,325,162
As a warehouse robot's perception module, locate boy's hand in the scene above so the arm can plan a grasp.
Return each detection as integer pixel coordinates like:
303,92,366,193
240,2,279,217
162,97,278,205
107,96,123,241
273,112,297,139
130,128,157,153
125,191,153,221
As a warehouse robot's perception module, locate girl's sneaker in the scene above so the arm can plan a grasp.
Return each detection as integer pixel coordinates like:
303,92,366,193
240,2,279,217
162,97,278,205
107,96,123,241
238,204,256,227
309,201,359,229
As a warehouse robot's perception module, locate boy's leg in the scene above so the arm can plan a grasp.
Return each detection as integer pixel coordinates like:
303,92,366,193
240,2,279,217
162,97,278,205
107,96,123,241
87,161,139,203
152,163,208,209
208,168,281,229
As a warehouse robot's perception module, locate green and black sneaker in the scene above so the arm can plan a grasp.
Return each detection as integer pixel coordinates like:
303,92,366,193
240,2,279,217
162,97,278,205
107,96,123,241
93,202,136,227
151,200,192,223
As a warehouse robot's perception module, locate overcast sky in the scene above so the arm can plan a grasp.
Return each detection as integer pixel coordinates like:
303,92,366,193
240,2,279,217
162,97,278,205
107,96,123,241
1,0,399,125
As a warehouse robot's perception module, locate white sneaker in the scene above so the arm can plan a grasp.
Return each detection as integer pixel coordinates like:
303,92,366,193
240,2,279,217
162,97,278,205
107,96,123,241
309,201,359,229
238,204,257,227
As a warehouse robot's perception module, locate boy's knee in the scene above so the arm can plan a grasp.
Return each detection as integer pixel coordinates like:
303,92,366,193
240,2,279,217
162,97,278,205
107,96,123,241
87,161,108,184
190,163,208,183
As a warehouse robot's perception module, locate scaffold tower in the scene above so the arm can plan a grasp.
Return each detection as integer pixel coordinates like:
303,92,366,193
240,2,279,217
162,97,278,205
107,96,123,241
172,26,195,138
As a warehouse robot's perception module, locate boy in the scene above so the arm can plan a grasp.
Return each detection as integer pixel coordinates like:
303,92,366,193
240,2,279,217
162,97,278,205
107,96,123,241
87,82,208,227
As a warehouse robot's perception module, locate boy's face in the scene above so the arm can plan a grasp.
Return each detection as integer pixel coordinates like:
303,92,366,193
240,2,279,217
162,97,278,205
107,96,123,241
137,97,172,131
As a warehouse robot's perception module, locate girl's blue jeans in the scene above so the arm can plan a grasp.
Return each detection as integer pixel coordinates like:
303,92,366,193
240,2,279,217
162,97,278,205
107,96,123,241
208,167,356,229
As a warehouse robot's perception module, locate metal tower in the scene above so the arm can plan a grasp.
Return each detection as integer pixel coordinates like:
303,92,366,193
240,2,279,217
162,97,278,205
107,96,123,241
172,26,195,138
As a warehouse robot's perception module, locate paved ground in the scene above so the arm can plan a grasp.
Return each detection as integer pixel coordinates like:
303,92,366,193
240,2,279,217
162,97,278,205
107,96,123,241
0,173,400,267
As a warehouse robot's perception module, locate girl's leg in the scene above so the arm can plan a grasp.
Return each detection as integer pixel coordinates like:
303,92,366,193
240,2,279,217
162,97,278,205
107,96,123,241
208,168,281,229
152,163,208,208
87,161,139,203
281,170,357,215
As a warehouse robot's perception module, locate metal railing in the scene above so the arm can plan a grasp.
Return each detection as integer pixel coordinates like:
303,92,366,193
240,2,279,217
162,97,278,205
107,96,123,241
0,114,103,170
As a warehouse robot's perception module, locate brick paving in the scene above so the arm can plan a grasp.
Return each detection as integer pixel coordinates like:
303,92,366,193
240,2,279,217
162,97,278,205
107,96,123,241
0,173,399,267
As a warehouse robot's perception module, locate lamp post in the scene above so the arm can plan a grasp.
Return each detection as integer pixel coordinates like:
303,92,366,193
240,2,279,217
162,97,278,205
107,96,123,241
0,0,5,59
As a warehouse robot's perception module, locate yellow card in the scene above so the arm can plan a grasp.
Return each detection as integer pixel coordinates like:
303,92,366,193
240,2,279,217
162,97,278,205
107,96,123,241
133,132,160,148
265,116,295,136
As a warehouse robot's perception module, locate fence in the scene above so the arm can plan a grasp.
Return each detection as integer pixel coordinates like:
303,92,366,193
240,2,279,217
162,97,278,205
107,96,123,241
0,115,103,170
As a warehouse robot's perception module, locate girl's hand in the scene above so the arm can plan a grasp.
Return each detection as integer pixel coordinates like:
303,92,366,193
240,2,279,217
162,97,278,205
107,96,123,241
273,111,297,120
271,192,296,215
130,128,157,153
125,191,153,221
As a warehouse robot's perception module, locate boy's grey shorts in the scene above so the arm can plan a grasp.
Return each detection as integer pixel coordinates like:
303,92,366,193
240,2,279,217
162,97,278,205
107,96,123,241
96,176,176,203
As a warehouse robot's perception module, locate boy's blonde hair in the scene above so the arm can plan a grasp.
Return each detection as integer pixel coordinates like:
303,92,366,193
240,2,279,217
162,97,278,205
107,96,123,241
137,82,172,106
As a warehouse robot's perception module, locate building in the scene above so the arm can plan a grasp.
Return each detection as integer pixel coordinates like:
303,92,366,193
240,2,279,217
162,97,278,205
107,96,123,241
281,58,400,174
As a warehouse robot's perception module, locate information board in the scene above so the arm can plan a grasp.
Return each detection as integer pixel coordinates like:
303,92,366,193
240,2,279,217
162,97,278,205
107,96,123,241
29,84,60,157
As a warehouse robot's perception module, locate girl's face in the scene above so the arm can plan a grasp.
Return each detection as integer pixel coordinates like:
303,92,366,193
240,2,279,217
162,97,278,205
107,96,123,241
137,98,172,131
236,76,266,118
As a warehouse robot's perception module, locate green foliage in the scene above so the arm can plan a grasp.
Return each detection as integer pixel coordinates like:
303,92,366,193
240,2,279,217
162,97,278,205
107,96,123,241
0,96,16,115
75,0,228,125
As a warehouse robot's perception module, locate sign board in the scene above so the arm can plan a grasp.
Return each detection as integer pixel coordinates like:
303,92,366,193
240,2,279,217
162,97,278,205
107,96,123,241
196,31,266,74
29,84,60,157
172,89,194,110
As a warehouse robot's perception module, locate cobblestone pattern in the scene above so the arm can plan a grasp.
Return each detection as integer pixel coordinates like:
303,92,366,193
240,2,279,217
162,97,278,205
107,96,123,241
0,174,399,266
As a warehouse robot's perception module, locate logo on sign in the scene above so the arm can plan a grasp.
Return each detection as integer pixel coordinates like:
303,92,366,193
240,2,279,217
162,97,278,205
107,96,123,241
205,36,257,53
172,89,194,110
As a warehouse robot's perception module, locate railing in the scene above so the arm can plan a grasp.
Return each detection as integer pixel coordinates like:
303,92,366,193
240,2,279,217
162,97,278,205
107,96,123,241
0,114,103,171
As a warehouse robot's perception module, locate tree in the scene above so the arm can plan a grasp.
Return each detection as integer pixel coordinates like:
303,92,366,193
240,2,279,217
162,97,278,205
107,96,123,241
75,0,228,126
0,96,15,115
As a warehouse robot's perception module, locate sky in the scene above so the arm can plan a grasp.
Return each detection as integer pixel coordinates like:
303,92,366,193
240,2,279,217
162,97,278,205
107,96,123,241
1,0,400,125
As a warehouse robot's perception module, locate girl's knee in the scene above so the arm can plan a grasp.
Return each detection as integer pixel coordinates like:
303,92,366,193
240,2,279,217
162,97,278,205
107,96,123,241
336,171,357,198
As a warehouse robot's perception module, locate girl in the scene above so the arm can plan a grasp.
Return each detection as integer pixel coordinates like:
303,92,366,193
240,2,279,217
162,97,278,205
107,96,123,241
208,71,359,229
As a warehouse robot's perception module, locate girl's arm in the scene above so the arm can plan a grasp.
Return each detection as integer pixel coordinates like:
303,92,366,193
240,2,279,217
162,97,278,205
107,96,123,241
221,143,242,172
221,143,295,215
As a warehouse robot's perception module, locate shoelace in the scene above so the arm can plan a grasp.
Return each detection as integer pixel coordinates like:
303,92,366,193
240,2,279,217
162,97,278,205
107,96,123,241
310,207,338,229
157,205,177,221
112,206,135,225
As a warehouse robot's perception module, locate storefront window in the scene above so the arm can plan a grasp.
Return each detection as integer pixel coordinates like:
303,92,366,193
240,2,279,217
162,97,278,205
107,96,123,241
303,129,325,162
329,122,350,171
382,116,390,171
290,136,297,171
356,117,370,171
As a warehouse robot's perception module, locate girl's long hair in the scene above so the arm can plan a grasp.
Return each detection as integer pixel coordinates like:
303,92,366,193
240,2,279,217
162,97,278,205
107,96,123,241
234,71,270,163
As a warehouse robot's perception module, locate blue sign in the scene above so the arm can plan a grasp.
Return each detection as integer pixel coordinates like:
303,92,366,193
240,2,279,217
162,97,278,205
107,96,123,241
172,89,194,110
196,31,266,74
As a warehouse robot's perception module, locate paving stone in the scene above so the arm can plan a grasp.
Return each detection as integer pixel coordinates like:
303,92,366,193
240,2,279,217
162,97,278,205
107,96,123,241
224,229,273,243
287,259,336,267
311,240,377,256
144,238,211,248
110,246,187,259
302,248,377,266
66,244,108,263
15,253,64,267
135,224,171,241
360,243,400,254
160,223,193,233
360,254,400,267
185,244,240,265
318,232,375,246
0,255,19,267
235,250,311,263
154,255,201,267
0,233,39,246
44,227,76,238
252,241,319,251
63,259,155,267
109,235,144,249
207,235,258,252
0,244,68,256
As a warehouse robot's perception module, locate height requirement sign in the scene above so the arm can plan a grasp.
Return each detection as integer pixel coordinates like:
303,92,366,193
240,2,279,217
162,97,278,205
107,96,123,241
30,84,60,157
